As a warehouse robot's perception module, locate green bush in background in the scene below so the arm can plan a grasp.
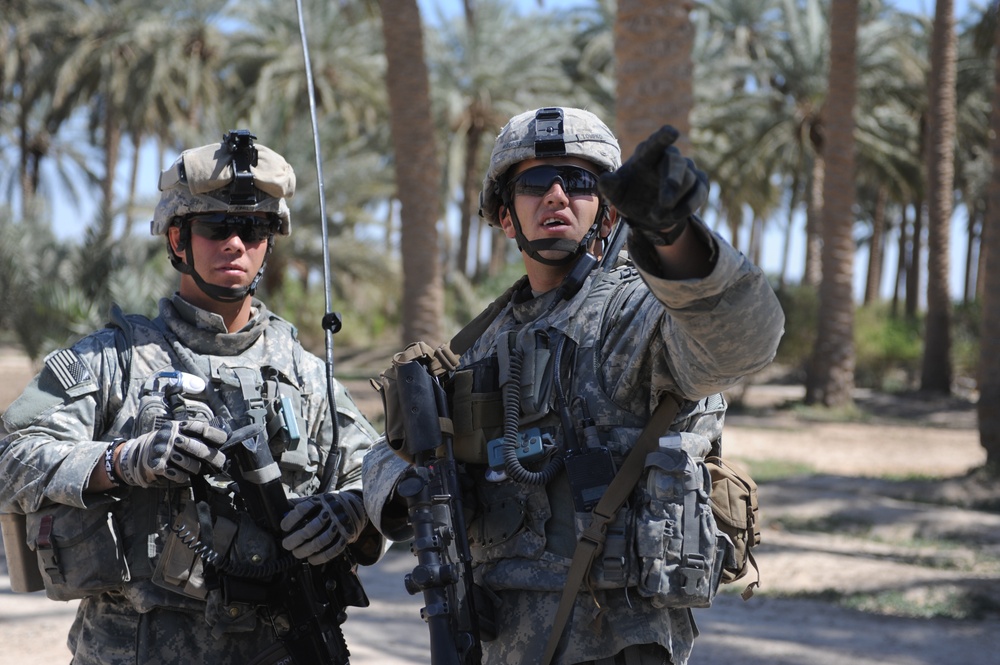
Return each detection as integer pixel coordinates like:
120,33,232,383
774,283,980,392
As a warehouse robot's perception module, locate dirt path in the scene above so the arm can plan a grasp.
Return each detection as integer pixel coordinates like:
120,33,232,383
2,347,998,664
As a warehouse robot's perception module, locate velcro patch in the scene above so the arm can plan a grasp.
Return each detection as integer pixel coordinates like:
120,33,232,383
45,349,96,397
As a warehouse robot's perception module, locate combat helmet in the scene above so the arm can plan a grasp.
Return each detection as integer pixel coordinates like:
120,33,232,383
479,107,621,266
152,130,296,303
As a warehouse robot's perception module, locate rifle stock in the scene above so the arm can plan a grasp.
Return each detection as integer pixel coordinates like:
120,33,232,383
394,360,489,665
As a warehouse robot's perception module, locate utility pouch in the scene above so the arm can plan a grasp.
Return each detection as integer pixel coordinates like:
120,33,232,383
376,341,461,463
150,499,240,601
450,368,502,465
25,503,129,601
634,434,724,609
706,455,761,598
564,445,616,513
262,379,312,473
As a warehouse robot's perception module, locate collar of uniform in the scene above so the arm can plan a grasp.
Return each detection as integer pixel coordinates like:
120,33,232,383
159,294,270,355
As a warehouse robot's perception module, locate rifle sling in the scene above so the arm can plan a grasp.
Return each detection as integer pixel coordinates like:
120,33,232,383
537,394,682,665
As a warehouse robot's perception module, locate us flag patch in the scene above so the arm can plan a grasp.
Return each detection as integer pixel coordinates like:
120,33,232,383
46,349,93,392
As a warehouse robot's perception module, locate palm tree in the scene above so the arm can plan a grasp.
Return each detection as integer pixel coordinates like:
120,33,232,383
952,8,994,302
223,0,393,305
920,0,958,394
804,0,859,407
379,0,444,346
1,0,98,218
977,1,1000,473
614,0,696,155
427,0,580,281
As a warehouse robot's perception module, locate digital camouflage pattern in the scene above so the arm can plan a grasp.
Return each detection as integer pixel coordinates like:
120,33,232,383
0,294,380,665
363,216,785,665
479,107,622,226
150,140,295,236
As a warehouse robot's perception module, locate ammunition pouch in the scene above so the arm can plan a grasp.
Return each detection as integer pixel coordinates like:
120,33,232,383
633,433,727,609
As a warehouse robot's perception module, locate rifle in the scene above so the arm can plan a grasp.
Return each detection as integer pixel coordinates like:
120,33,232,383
217,422,370,665
393,359,494,665
153,368,368,665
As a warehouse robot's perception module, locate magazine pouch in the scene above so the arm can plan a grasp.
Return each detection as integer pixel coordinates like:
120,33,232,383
634,433,726,609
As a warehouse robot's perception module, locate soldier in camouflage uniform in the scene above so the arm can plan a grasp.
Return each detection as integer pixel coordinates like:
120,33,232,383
362,108,784,665
0,131,382,664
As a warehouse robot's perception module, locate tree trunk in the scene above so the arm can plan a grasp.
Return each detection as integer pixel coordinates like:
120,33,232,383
379,0,444,346
458,122,484,278
979,6,1000,473
906,199,923,319
891,207,908,318
779,169,803,292
804,153,825,288
614,0,695,156
805,0,858,408
962,204,980,303
920,0,956,394
863,187,886,305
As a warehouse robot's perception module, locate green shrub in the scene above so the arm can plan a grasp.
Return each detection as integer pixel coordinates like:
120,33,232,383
773,283,818,372
853,303,923,390
774,284,981,392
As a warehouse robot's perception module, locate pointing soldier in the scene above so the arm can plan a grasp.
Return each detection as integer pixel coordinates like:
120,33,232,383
362,108,784,665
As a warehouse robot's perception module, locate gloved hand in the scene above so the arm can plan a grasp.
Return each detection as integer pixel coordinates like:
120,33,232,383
280,490,368,565
598,125,708,245
117,420,228,488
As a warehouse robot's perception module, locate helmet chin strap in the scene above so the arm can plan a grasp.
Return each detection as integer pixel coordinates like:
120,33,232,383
506,203,608,267
169,225,272,304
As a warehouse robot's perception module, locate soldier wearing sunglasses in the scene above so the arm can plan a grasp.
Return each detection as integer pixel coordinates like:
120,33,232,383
362,107,785,665
0,131,381,664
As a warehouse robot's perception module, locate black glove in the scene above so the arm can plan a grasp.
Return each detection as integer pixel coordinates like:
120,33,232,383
117,420,228,488
598,125,708,245
280,490,368,565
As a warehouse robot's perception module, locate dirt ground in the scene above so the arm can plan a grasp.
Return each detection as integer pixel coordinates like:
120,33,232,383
2,344,999,664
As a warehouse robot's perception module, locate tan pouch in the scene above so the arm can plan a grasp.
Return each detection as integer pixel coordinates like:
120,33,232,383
0,512,45,592
706,456,760,598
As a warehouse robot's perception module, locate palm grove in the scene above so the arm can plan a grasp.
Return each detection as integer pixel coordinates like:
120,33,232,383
2,0,999,471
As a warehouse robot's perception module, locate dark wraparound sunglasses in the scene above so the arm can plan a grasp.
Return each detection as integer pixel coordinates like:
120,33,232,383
509,165,600,198
186,214,278,243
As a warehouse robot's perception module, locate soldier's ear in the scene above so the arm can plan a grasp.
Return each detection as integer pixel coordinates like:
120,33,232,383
168,226,187,254
498,205,516,239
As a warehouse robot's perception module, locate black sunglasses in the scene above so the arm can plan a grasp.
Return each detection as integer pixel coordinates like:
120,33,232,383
185,214,278,244
509,165,601,198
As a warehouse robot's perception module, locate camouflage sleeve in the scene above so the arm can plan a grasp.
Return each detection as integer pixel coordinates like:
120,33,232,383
610,216,785,404
361,437,413,542
0,330,124,514
329,378,380,492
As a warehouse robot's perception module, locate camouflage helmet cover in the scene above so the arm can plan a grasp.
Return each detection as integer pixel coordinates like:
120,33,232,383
151,138,296,235
479,107,621,225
